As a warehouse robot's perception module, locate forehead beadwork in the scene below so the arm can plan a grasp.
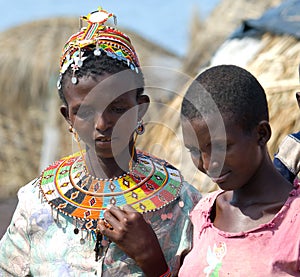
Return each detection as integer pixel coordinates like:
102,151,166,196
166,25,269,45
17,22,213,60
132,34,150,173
57,7,140,89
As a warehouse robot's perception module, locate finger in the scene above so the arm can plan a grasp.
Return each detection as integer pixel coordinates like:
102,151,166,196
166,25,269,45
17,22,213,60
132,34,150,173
104,205,126,222
119,205,144,223
103,218,113,229
120,204,136,213
102,207,127,232
98,217,128,242
97,219,115,237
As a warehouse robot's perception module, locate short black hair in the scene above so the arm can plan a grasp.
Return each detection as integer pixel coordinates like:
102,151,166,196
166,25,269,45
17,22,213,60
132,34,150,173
58,49,145,107
181,65,269,132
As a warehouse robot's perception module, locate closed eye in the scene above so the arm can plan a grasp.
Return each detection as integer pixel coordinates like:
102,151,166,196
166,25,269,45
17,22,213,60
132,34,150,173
76,108,95,120
186,146,201,157
110,106,128,114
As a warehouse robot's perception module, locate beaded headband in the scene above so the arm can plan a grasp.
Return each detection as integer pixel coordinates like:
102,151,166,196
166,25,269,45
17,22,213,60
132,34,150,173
57,7,140,89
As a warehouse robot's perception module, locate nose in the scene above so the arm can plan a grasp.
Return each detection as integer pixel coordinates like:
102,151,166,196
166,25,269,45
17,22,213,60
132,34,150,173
95,111,112,132
202,152,210,172
202,153,221,175
197,156,205,173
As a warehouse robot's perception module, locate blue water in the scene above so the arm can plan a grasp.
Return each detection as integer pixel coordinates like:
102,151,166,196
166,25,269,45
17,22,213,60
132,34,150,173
1,0,219,56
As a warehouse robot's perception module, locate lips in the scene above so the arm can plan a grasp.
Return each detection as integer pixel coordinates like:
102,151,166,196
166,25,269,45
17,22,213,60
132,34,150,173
96,136,111,142
95,136,113,149
209,171,230,184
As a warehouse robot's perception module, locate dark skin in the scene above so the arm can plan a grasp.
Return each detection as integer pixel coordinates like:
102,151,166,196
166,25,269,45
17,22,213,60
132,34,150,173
182,113,293,233
61,72,149,178
60,73,168,277
98,205,169,276
296,91,300,109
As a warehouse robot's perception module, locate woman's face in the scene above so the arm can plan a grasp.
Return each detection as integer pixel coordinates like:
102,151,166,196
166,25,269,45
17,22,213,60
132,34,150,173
61,73,147,160
181,114,264,191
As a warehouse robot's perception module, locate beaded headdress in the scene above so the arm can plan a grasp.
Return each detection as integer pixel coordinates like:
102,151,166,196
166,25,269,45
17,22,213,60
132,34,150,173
57,7,140,89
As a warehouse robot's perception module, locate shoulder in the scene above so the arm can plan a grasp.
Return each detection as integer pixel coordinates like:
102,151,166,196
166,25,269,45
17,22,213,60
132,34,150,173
276,132,300,153
183,190,220,231
192,189,221,214
290,131,300,141
17,178,40,201
19,153,79,200
289,181,300,206
40,152,80,173
179,181,202,209
274,132,300,177
137,150,178,171
14,178,51,218
17,154,79,208
138,150,202,205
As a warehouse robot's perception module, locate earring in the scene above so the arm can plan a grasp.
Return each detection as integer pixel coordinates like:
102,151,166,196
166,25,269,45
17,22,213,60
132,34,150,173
69,126,81,142
71,65,78,85
135,120,145,135
94,40,101,56
68,125,89,173
129,119,145,171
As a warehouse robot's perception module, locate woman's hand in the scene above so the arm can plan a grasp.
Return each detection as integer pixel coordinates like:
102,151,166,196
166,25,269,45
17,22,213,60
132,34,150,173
97,205,169,277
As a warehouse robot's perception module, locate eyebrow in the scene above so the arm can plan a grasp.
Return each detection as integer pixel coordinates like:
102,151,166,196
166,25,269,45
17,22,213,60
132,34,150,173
110,99,122,104
71,104,90,114
110,97,131,105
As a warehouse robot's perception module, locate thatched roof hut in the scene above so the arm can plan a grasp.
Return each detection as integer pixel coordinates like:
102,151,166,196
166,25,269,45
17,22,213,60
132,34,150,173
0,17,181,199
0,17,74,198
182,0,282,76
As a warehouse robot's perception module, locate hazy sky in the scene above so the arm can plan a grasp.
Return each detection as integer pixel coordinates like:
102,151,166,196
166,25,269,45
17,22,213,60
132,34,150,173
1,0,219,56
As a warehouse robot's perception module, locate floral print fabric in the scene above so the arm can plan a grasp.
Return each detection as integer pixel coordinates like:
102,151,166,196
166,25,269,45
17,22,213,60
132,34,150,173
0,178,201,276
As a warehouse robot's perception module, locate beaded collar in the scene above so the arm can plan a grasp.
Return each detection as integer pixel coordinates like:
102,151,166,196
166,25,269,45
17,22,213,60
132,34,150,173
39,150,183,230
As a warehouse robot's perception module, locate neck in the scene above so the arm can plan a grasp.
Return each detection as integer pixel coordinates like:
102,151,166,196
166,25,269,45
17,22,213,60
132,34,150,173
84,145,137,180
230,153,293,207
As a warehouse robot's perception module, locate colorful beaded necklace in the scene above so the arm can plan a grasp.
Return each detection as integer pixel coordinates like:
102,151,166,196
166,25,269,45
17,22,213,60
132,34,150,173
39,150,183,231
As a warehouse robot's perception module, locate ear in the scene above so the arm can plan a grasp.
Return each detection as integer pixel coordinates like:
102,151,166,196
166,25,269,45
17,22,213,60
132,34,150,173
137,95,150,119
60,105,72,126
296,92,300,109
256,120,271,146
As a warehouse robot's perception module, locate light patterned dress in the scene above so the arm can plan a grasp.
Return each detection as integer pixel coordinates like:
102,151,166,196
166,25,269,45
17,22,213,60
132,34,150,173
0,158,201,276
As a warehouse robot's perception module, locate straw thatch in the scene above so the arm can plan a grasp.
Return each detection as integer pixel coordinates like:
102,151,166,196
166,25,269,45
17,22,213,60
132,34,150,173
246,33,300,155
182,0,283,76
0,17,76,198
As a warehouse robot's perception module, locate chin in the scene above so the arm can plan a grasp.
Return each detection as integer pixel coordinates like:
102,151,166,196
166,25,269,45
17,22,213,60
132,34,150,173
95,149,114,159
217,181,241,192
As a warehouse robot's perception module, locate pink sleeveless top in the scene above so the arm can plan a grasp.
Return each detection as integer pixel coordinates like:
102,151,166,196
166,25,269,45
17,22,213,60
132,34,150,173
179,183,300,276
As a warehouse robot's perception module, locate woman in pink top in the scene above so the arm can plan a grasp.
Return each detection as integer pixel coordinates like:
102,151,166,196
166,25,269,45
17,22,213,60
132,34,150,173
179,65,300,276
88,64,300,276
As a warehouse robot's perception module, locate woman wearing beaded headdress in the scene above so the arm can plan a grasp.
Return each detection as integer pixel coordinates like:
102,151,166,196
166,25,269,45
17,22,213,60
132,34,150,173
0,7,201,277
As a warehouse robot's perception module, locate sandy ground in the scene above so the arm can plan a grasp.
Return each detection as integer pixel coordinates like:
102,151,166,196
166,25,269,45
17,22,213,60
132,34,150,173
0,197,18,239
